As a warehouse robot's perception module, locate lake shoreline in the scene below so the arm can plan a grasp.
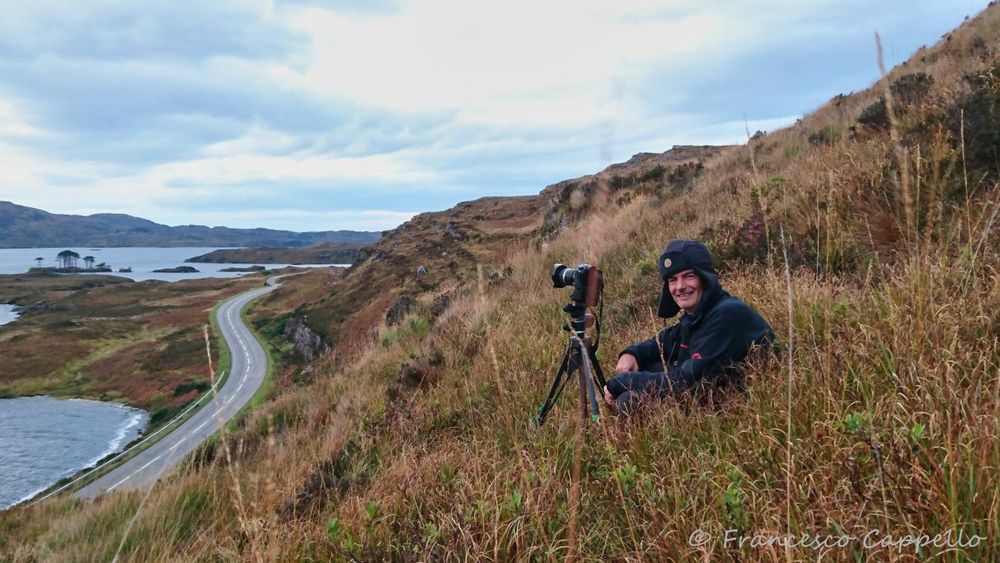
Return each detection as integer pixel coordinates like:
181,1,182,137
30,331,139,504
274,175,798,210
0,304,20,327
0,396,149,510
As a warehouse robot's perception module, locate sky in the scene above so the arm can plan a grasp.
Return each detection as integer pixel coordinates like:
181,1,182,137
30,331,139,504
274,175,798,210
0,1,989,232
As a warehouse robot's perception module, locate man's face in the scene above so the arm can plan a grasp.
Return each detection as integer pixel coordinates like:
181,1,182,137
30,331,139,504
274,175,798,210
667,269,703,314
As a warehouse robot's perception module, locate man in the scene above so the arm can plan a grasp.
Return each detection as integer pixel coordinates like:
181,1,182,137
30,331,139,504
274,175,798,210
603,239,774,413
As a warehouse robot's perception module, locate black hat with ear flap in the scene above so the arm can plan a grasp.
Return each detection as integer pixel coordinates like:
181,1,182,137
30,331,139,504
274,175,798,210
656,239,716,317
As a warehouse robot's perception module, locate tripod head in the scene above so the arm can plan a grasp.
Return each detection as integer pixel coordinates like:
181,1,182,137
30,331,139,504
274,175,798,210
561,301,597,348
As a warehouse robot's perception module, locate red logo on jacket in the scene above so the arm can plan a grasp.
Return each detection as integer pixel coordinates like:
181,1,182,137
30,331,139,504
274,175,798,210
691,352,703,360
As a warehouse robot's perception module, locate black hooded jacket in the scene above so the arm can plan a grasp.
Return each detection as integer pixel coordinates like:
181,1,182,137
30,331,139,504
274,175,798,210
612,267,774,394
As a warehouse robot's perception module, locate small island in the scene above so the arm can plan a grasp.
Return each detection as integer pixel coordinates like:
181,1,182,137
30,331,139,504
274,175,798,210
218,265,266,273
152,266,200,273
29,266,113,274
185,242,363,265
28,250,113,274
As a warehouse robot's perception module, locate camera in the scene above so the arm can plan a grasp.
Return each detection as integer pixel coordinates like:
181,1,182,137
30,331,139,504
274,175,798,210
551,263,587,288
551,263,603,307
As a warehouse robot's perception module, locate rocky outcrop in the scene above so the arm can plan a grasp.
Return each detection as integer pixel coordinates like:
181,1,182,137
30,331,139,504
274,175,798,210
152,266,199,273
385,295,414,326
219,265,266,272
186,243,364,265
283,317,328,361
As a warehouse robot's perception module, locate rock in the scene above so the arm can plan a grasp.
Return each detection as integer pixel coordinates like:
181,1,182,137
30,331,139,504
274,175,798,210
219,265,266,272
416,265,428,278
443,221,463,241
385,295,414,326
152,266,199,273
283,317,328,361
430,293,452,317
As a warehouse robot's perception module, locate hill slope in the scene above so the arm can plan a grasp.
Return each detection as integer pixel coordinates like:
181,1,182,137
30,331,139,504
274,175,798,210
298,144,729,348
0,201,380,248
2,6,999,561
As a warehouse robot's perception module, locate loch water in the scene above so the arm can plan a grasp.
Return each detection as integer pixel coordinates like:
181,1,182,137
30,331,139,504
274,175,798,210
0,247,336,282
0,396,148,509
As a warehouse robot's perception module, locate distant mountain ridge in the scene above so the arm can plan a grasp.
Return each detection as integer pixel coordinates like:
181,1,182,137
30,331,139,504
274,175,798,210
0,202,380,248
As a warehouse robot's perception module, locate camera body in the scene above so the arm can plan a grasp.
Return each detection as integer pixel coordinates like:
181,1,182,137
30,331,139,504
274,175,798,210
551,263,603,307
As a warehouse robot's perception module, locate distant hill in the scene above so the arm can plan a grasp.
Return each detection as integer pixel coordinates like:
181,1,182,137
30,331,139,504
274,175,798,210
0,202,381,248
184,242,363,264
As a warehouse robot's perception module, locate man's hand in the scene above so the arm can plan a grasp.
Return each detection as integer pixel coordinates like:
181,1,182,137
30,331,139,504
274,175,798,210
603,385,615,406
615,353,639,374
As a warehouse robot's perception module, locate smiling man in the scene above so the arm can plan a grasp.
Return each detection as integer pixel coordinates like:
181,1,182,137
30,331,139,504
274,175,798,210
603,239,774,413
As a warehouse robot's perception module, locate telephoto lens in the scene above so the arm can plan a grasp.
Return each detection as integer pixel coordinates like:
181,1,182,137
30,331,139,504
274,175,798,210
551,263,576,288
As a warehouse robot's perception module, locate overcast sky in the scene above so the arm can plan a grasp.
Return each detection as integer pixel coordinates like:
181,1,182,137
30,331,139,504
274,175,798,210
0,1,987,232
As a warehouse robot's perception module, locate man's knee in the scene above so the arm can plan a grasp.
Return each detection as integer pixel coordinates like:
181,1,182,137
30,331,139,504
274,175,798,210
614,391,642,415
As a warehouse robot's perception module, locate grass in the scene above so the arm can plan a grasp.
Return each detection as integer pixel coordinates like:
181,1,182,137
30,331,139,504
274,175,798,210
2,7,1000,561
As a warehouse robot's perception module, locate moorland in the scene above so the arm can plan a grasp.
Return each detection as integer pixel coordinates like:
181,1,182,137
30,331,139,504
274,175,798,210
1,5,998,561
0,273,259,426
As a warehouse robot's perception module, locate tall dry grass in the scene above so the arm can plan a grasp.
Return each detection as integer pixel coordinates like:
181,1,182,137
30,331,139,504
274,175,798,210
2,5,1000,561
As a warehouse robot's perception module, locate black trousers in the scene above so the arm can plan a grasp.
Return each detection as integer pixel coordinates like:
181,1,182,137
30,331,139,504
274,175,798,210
605,361,697,413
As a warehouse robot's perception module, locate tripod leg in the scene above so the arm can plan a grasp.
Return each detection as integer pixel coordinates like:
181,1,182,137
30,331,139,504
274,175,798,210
534,341,574,426
578,340,603,421
578,348,601,422
589,346,608,389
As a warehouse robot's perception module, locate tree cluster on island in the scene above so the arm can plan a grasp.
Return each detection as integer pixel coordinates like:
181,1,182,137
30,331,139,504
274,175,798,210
30,250,113,273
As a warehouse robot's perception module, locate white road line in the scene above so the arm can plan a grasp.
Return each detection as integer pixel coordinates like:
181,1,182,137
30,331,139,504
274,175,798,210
108,476,130,492
137,455,161,473
193,420,208,432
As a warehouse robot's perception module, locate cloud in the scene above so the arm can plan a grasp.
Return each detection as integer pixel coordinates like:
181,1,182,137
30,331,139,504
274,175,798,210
0,0,989,232
129,208,417,232
0,1,305,62
0,99,49,139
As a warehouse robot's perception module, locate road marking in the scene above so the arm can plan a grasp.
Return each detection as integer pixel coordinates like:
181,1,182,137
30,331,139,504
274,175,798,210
108,476,130,492
193,420,208,432
226,395,234,404
137,455,161,473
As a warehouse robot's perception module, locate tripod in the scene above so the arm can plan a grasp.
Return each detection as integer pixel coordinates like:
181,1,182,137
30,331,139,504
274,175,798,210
534,300,608,426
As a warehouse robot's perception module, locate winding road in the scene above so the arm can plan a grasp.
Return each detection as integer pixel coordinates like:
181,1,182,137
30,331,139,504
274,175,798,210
74,277,281,500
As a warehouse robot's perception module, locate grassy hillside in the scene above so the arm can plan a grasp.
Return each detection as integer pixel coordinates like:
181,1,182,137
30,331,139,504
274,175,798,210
2,6,999,561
